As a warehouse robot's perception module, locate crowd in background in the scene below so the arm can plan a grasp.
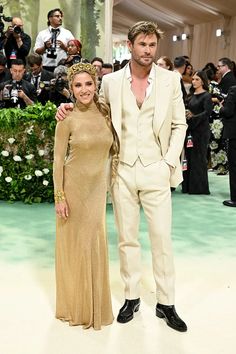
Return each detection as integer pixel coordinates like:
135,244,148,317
0,8,235,203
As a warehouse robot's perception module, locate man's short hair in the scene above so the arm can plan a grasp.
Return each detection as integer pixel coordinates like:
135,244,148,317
91,57,104,66
10,59,25,67
27,53,42,67
174,56,186,68
128,21,163,44
219,57,233,70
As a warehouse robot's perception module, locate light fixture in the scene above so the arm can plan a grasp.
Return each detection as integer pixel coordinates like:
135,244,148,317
181,33,189,40
216,29,223,37
172,35,180,42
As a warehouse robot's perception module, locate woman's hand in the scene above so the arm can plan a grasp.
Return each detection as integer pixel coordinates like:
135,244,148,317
186,109,193,120
55,200,69,219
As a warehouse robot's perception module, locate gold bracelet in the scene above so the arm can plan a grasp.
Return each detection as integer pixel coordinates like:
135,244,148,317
54,190,65,203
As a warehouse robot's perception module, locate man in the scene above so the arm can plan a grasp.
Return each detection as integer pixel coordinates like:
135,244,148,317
0,54,11,84
101,63,113,77
217,57,236,95
34,8,74,72
173,56,187,104
91,56,104,90
1,17,31,68
0,59,36,108
56,21,187,332
220,86,236,207
26,53,54,105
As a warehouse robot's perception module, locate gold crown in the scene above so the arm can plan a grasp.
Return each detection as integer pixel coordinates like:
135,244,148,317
67,63,97,82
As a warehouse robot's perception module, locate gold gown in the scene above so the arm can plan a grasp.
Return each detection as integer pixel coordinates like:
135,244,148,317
53,101,114,330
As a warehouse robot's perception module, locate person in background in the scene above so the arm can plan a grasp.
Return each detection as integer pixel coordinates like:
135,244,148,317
0,54,11,83
101,63,113,77
182,62,193,95
26,53,54,105
0,58,36,108
182,70,212,194
1,17,31,68
56,21,188,333
156,56,173,71
49,65,71,106
219,85,236,207
173,56,187,104
91,56,103,86
53,62,119,329
217,57,236,95
34,8,74,72
58,39,88,67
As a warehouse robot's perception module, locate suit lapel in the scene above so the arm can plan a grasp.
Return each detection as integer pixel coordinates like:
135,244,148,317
153,66,172,134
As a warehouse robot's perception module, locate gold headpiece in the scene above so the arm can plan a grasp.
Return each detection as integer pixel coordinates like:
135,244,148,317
67,63,97,83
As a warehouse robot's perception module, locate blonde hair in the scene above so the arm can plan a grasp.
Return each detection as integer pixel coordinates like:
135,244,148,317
68,63,120,183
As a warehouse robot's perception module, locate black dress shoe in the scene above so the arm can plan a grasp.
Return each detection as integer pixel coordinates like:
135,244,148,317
223,200,236,207
117,298,140,323
156,303,187,332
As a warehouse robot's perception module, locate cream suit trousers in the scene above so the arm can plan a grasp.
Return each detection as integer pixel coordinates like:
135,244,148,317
111,158,175,305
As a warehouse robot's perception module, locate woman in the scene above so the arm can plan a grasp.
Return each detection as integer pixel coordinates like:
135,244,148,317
53,63,119,329
156,56,173,71
182,70,212,194
182,62,193,94
58,39,87,67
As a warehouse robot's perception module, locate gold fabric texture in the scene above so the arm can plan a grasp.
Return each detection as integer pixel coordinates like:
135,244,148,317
53,101,114,329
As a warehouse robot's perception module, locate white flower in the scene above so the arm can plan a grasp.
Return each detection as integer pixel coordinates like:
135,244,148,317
13,155,22,162
25,154,34,160
8,138,15,144
0,166,3,173
43,180,49,186
24,175,32,180
1,150,9,157
35,170,43,177
26,125,34,135
43,168,49,174
5,176,12,183
38,149,45,156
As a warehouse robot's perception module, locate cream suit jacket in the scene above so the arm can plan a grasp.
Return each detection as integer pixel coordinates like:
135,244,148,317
100,63,187,187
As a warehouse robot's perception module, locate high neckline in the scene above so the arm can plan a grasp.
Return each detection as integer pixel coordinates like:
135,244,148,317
75,100,96,112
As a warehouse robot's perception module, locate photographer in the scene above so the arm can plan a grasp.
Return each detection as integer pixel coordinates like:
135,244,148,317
48,65,71,106
0,58,36,108
0,54,11,83
26,53,54,105
34,8,74,72
1,17,31,68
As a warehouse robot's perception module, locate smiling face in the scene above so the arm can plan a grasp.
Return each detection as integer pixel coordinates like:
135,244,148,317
71,72,96,105
128,33,158,68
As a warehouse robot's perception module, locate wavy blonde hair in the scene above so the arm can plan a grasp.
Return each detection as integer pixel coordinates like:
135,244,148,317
68,63,119,184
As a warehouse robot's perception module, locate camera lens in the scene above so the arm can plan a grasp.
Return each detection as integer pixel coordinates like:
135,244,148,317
13,25,22,34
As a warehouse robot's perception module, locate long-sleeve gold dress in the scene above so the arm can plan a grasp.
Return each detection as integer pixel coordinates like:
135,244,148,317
53,101,114,330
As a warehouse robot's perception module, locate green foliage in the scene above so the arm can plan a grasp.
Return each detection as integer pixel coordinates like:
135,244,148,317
0,102,57,203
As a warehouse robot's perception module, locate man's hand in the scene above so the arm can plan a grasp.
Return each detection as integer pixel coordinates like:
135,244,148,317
56,102,74,121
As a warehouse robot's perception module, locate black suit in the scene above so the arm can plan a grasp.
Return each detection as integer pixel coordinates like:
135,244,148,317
27,69,54,104
218,71,236,95
220,85,236,201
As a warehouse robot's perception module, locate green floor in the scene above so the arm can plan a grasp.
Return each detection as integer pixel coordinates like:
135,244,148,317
0,172,235,268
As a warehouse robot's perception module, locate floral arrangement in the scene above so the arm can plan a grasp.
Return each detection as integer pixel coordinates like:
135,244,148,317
0,102,57,203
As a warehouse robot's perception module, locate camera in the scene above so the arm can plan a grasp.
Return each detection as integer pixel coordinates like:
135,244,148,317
13,25,22,34
0,5,12,38
46,30,58,59
71,55,81,64
39,75,67,92
1,80,22,105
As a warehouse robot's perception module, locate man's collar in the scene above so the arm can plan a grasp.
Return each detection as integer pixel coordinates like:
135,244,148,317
126,63,155,82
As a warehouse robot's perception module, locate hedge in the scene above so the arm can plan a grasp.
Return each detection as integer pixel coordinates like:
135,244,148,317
0,102,57,203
